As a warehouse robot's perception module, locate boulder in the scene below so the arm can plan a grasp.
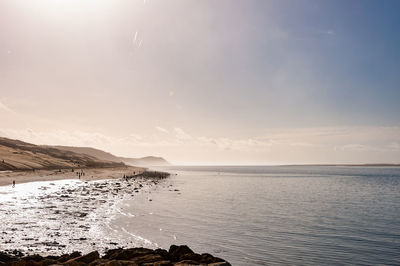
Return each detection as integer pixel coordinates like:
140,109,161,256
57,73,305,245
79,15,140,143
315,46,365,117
97,260,139,266
21,254,43,262
143,260,172,266
173,260,200,265
39,259,59,266
103,248,153,260
129,254,164,264
0,252,14,263
208,262,232,266
0,245,229,266
199,253,225,264
58,251,82,263
65,251,99,264
168,245,194,262
154,249,170,260
179,253,202,262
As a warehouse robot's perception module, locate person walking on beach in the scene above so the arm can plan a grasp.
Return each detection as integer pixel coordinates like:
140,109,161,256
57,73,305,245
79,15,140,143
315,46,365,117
12,180,15,188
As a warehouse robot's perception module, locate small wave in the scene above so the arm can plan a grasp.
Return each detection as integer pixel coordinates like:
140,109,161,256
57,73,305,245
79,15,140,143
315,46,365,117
121,227,158,247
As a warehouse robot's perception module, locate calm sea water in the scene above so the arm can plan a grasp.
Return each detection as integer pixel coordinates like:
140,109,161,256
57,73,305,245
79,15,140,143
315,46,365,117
110,166,400,265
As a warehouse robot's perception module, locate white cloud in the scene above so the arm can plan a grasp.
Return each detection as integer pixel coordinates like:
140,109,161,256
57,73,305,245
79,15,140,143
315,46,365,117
155,126,169,134
174,127,192,140
1,126,400,164
340,144,377,152
0,100,14,113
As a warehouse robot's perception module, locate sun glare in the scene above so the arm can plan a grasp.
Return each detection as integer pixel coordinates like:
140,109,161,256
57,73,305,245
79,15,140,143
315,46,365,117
18,0,113,16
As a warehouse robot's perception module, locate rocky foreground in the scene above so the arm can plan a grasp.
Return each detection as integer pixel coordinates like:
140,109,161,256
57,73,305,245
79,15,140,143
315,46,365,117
0,245,231,265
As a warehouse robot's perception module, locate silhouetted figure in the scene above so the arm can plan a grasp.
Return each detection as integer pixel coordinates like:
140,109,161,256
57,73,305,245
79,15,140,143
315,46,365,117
72,169,74,172
1,159,4,163
12,180,15,188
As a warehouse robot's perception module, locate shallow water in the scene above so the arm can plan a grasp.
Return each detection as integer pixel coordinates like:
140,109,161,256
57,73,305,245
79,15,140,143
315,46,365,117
0,178,164,254
113,166,400,265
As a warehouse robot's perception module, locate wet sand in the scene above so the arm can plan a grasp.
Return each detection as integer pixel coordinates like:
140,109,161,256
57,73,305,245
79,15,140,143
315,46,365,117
0,172,170,255
0,166,144,187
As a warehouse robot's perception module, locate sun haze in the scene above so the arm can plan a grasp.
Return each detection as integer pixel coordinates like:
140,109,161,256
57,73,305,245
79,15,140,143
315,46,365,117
1,0,399,165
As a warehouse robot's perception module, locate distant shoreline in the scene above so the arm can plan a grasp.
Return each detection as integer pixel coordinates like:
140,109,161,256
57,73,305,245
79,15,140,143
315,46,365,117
167,164,400,168
280,163,400,167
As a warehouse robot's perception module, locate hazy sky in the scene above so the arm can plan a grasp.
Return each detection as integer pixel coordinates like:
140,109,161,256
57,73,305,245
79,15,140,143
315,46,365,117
1,0,399,164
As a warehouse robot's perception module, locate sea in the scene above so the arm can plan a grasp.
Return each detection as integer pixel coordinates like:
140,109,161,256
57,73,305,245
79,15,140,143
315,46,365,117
1,166,400,265
114,165,400,265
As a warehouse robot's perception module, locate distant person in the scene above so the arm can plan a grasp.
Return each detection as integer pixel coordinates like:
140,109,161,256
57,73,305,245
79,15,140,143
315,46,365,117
12,180,15,188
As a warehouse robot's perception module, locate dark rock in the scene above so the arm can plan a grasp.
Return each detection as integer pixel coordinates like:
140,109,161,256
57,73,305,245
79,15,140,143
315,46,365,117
0,245,229,266
103,248,153,260
173,260,200,265
154,248,170,260
208,262,232,266
58,251,82,263
21,254,43,262
100,260,139,265
44,255,60,260
12,250,24,257
0,252,14,262
88,259,107,265
143,261,172,266
130,254,164,264
168,245,194,262
65,251,99,264
40,259,59,265
199,253,225,264
179,253,202,262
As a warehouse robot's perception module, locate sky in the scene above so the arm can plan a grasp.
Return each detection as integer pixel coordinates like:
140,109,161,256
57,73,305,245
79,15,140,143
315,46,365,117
0,0,399,164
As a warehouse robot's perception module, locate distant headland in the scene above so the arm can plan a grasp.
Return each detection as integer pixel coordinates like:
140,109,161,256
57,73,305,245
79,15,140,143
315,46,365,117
0,137,169,171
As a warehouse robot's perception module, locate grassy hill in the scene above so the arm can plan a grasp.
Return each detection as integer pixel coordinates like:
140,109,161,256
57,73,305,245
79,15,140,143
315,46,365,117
0,137,124,171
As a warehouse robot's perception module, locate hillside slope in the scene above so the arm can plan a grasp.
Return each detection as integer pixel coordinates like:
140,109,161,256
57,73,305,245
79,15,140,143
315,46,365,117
0,137,124,171
119,156,170,166
53,146,170,166
51,146,121,162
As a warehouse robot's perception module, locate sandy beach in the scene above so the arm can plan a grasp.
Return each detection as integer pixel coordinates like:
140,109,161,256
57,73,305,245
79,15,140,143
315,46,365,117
0,166,145,187
0,169,171,255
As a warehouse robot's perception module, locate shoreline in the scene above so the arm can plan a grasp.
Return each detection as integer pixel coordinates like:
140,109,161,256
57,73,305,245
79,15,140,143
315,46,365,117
0,169,172,256
0,166,146,187
0,170,230,265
